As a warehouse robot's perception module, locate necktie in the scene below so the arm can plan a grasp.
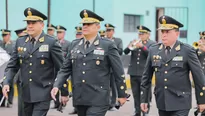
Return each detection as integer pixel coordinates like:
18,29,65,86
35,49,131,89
165,46,171,60
85,41,90,49
30,38,35,50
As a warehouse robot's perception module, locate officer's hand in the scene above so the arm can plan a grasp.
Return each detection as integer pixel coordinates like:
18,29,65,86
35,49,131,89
141,103,148,113
51,87,59,101
118,98,127,106
61,96,69,106
136,42,143,48
2,85,10,99
198,104,205,113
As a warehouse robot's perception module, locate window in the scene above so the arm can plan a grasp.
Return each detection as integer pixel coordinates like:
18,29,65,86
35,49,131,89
124,14,143,32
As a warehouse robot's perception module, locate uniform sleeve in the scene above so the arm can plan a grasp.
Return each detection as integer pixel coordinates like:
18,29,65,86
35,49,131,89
141,41,156,56
60,81,69,96
53,43,73,89
51,40,64,71
117,39,123,55
188,47,205,104
108,42,127,98
123,47,131,55
140,48,154,103
3,40,20,86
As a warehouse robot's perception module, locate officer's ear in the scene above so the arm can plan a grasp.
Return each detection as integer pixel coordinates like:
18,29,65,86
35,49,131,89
96,23,100,30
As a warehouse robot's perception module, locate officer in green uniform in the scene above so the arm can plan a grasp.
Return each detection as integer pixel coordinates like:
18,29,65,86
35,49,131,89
75,26,84,39
104,23,123,110
47,24,56,37
50,25,70,109
124,25,156,116
2,7,63,116
0,29,14,107
141,15,205,116
14,27,27,116
51,9,127,116
69,26,84,115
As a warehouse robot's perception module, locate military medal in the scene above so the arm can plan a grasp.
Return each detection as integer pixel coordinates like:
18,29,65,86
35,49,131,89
72,60,74,63
20,47,23,52
96,60,100,65
18,47,21,52
155,68,158,72
41,60,45,64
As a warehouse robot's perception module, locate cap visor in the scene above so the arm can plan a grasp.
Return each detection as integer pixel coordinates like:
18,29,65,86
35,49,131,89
157,26,173,30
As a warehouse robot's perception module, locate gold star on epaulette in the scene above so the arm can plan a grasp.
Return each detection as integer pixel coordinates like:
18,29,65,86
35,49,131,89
175,44,180,51
94,40,99,45
25,37,29,43
39,37,44,43
79,39,83,45
159,44,163,50
3,76,6,80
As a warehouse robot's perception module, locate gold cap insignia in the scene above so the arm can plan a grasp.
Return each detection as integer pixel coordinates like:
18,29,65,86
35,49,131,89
106,24,109,27
162,16,166,24
57,25,60,29
27,8,32,16
139,25,142,30
83,10,88,18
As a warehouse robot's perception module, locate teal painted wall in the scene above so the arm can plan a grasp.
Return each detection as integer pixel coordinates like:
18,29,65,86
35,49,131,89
0,0,47,39
0,0,204,48
0,0,6,29
50,0,114,41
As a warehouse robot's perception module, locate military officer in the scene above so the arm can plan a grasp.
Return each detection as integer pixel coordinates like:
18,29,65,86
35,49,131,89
15,27,27,37
105,23,123,55
104,23,123,110
99,30,106,38
56,25,71,57
140,15,205,116
0,29,14,107
47,24,56,36
124,25,156,116
14,27,27,116
51,9,127,116
75,26,84,39
2,7,63,116
69,26,84,115
1,29,13,55
49,25,70,109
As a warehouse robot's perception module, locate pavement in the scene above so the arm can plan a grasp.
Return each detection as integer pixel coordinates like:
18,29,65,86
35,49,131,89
0,88,199,116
